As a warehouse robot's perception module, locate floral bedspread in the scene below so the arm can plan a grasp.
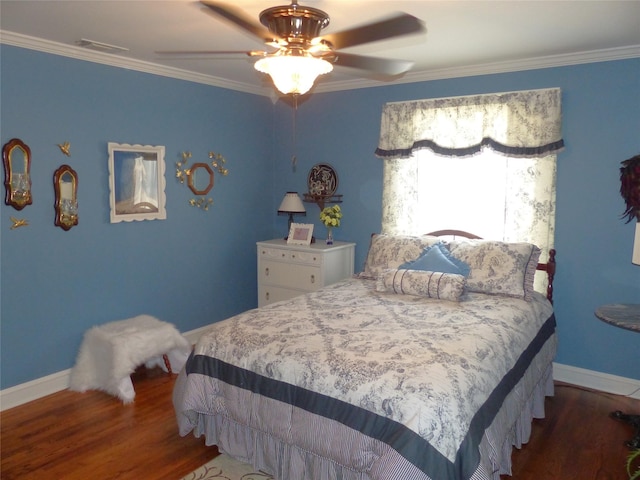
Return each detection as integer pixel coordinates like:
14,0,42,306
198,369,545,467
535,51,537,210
184,277,555,478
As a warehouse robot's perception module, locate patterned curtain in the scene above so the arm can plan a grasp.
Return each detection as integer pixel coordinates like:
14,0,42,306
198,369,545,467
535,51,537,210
376,89,563,292
375,88,564,159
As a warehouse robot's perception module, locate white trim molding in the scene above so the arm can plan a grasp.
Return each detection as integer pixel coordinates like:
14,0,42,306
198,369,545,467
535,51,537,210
553,362,640,399
0,30,267,96
2,30,639,97
0,325,209,411
0,369,71,411
315,45,640,93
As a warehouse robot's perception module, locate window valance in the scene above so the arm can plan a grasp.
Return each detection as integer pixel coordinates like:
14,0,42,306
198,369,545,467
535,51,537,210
375,88,564,159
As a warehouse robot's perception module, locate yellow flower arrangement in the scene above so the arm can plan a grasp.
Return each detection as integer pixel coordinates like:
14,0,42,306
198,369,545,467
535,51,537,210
320,205,342,228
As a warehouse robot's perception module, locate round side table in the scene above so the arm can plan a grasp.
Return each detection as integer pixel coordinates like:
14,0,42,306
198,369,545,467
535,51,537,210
595,304,640,449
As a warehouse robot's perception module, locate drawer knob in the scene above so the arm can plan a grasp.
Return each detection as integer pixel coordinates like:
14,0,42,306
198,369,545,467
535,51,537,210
266,292,270,300
310,274,315,284
265,267,269,276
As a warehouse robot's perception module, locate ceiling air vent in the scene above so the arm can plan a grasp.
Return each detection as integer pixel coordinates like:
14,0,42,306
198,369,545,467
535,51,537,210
75,38,129,53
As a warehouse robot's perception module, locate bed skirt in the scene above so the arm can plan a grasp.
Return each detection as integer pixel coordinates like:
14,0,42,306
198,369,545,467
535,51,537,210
174,334,557,480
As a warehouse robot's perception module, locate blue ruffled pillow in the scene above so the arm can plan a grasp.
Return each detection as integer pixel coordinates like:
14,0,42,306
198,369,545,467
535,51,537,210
400,242,471,277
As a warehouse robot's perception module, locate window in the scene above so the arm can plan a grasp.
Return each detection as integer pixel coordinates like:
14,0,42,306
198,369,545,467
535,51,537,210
376,89,563,281
382,149,557,252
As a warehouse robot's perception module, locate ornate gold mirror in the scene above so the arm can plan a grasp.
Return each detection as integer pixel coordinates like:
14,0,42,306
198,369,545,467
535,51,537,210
3,138,32,210
187,163,214,196
53,164,78,230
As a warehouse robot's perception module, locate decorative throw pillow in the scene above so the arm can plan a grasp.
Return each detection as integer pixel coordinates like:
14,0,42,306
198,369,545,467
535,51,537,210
400,242,471,277
360,234,441,279
448,240,541,301
376,269,466,301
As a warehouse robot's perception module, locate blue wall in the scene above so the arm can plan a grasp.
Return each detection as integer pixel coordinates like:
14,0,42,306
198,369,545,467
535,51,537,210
1,45,638,390
272,59,640,381
0,46,275,388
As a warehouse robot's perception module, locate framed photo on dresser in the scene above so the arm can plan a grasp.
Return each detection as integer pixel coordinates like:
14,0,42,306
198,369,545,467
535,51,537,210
287,223,314,245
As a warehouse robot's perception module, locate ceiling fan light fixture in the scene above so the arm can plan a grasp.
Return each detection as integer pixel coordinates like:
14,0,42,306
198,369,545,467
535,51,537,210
254,54,333,95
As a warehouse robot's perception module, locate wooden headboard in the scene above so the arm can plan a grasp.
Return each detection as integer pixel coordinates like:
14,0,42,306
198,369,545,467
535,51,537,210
427,230,556,304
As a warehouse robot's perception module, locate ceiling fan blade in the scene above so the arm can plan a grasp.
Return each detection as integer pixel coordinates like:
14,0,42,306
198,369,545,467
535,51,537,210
199,0,278,44
156,50,266,57
332,52,414,77
321,13,425,50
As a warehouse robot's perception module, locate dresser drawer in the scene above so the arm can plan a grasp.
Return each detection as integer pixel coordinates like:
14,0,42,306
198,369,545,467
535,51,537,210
257,285,300,306
259,259,321,291
256,239,355,307
258,246,322,266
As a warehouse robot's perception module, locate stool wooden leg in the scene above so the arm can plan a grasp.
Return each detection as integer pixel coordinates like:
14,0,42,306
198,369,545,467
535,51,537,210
162,354,173,375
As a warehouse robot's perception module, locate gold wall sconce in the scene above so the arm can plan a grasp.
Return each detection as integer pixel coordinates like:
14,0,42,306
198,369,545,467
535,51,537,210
3,138,32,210
53,164,78,230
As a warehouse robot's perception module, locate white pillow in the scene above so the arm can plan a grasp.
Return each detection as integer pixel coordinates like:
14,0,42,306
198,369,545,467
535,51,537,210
376,269,466,302
448,240,541,300
360,234,441,279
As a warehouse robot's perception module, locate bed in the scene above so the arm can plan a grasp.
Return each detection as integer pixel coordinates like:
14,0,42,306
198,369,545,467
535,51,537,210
173,232,557,480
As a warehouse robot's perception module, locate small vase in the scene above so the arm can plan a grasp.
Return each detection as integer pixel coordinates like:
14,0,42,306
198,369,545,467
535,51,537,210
326,227,334,245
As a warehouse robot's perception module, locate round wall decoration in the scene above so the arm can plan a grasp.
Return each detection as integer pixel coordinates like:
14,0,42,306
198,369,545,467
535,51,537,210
307,163,338,196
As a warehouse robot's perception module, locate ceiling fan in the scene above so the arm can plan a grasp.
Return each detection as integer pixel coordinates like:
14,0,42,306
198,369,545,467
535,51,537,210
157,0,426,95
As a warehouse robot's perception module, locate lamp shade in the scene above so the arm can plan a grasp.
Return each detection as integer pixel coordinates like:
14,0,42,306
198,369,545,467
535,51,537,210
278,192,306,214
633,222,640,265
255,55,333,95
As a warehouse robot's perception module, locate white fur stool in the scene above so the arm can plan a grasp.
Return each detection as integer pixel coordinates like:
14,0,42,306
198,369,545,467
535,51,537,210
69,315,191,403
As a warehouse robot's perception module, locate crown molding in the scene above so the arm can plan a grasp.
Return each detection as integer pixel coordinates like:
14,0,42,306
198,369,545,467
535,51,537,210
313,44,640,93
2,30,639,97
0,30,268,96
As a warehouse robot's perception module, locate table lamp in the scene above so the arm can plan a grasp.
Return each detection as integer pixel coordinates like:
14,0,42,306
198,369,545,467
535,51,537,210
278,192,306,239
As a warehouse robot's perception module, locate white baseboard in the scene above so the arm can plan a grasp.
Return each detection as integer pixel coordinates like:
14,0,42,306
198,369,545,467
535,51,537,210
553,362,640,399
0,368,72,411
181,325,214,345
0,325,211,412
2,333,639,411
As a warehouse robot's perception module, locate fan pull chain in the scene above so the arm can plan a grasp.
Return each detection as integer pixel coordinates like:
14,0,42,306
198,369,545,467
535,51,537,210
291,94,298,172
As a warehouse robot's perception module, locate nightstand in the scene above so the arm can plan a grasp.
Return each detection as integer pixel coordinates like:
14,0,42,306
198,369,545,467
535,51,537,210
257,239,355,307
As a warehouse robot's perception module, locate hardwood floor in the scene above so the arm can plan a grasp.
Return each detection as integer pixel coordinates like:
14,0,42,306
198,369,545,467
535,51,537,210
1,367,216,480
508,382,639,479
1,369,638,480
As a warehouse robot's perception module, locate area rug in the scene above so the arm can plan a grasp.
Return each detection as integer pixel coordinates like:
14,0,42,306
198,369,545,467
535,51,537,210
180,454,275,480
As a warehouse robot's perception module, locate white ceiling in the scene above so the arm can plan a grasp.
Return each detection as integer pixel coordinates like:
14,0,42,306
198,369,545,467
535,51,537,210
1,0,639,96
